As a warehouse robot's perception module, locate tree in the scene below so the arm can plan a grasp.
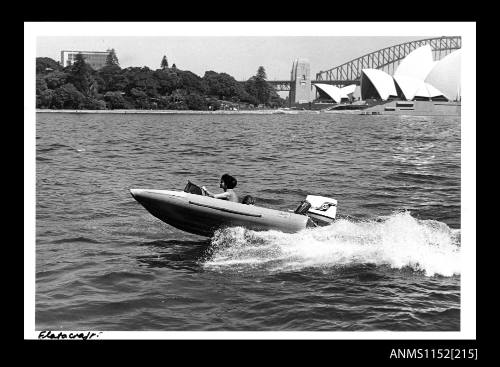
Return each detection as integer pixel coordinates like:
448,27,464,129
43,70,69,90
83,97,107,110
129,88,150,109
154,69,181,95
254,66,270,104
36,57,62,74
244,77,259,105
206,97,221,111
67,53,95,96
161,55,169,70
203,70,256,104
104,91,130,109
245,66,273,105
98,64,123,92
51,83,86,109
36,52,283,111
122,67,159,97
105,49,120,67
203,71,234,98
185,94,207,110
268,90,285,108
256,66,267,80
36,89,54,109
169,89,188,109
177,70,207,95
36,77,48,95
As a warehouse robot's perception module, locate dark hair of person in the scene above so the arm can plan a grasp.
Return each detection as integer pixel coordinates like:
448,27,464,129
221,174,237,189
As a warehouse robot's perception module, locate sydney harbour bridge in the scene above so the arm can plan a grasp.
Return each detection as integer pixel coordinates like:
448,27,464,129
260,36,461,102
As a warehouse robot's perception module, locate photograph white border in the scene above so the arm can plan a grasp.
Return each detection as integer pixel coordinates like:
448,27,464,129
25,21,476,340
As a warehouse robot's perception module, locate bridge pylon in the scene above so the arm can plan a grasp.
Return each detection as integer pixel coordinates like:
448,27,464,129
289,58,313,107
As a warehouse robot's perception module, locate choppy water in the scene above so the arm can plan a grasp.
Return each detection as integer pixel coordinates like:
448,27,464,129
35,112,461,331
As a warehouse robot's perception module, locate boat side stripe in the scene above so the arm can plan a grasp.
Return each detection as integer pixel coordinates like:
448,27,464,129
188,201,263,217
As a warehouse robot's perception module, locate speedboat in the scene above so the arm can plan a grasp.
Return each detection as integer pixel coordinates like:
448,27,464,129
130,181,338,237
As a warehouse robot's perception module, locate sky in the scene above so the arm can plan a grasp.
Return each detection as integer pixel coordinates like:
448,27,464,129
37,36,428,81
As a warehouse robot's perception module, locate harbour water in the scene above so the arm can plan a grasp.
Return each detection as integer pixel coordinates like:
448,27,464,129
35,112,461,331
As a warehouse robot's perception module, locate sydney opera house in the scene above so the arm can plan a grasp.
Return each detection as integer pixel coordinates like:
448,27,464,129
313,45,461,105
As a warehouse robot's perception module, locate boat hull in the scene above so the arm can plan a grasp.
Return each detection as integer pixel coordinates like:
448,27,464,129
130,189,309,237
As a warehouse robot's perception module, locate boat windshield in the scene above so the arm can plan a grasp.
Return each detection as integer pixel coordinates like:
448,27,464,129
184,181,204,195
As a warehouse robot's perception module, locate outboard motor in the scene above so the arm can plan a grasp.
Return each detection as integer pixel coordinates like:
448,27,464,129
302,195,337,226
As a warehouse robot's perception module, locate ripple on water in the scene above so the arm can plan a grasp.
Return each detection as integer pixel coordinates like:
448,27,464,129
35,112,461,331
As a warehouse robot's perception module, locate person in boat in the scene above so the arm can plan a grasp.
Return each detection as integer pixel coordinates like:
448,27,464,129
202,174,239,203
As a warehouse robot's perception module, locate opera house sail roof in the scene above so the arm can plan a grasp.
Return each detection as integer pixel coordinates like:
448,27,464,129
359,44,461,102
314,84,357,103
360,69,398,100
394,45,435,80
425,49,461,101
314,84,343,103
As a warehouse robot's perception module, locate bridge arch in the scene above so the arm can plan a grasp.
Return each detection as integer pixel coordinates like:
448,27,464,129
315,36,461,85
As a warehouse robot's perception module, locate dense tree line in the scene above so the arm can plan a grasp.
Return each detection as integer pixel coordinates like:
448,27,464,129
36,51,285,110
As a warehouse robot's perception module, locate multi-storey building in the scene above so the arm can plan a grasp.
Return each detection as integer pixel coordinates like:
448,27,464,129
60,50,111,70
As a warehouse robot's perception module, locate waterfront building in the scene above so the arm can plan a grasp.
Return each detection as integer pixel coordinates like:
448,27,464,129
60,50,112,70
392,45,443,100
289,43,460,107
425,49,461,101
394,45,436,80
359,45,461,102
313,83,357,103
360,68,398,100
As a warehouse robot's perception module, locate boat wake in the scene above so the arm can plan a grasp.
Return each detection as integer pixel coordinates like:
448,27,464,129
202,211,460,277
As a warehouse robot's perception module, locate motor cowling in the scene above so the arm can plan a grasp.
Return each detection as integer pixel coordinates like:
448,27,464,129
305,195,337,224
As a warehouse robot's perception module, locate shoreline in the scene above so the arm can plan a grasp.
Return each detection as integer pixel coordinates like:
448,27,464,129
35,104,459,117
35,109,318,115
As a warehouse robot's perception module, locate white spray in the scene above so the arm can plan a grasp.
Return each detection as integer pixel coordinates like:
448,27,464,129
203,211,460,277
